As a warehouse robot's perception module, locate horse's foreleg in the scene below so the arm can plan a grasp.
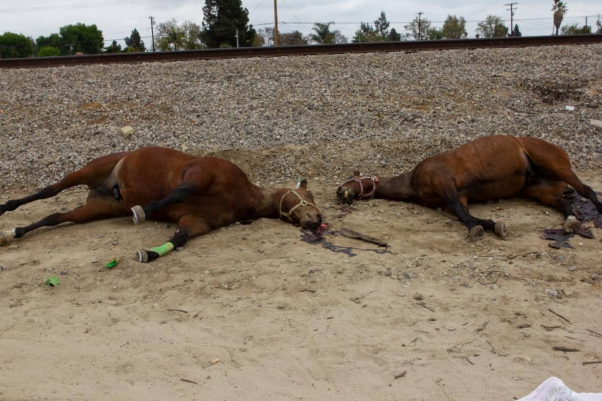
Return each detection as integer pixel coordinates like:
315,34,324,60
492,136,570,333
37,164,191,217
136,215,211,263
0,198,128,245
440,186,506,241
1,152,128,217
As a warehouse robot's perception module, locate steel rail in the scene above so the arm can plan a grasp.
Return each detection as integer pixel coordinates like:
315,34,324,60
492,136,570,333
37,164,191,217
1,34,600,69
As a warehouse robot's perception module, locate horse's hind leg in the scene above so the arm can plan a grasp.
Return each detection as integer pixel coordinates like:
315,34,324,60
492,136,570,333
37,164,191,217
0,152,129,217
136,215,211,263
521,180,579,233
552,170,602,215
0,196,128,245
130,166,202,224
519,138,602,213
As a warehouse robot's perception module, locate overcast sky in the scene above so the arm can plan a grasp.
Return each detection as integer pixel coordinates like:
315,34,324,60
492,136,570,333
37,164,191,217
0,0,599,45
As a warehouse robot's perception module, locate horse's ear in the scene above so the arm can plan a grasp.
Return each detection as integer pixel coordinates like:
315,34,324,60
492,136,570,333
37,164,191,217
353,170,361,177
296,178,308,189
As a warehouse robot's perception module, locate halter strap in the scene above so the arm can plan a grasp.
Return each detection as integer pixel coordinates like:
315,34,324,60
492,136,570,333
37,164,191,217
341,176,379,199
279,190,317,222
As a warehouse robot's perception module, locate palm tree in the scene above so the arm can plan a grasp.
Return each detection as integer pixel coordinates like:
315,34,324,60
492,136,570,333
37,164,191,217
552,0,568,35
309,22,336,44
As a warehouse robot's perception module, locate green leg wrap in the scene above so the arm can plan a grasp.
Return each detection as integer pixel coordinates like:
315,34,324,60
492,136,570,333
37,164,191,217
150,242,175,257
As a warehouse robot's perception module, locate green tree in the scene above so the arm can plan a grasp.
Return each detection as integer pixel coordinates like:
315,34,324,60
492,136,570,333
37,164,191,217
374,11,390,37
353,22,378,43
309,22,336,44
552,1,568,35
441,15,467,39
429,27,444,40
201,0,256,48
182,21,203,49
388,28,402,41
37,46,60,57
476,15,508,38
35,33,61,55
405,14,432,41
156,19,186,50
560,22,591,34
59,23,104,54
104,40,122,53
279,31,308,46
511,24,522,36
124,28,146,52
0,32,33,58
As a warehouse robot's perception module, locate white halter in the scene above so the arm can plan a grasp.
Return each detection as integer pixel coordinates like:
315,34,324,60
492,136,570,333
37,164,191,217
279,190,318,223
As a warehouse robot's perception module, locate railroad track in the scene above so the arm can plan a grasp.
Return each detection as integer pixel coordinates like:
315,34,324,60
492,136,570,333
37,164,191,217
1,34,600,69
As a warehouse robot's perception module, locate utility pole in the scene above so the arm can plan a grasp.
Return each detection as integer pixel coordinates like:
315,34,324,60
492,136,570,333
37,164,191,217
235,28,239,48
505,3,518,36
149,16,156,52
418,12,423,40
273,0,280,46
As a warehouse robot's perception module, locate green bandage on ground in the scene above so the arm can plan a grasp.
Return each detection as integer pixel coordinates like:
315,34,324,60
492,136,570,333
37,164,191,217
150,242,175,257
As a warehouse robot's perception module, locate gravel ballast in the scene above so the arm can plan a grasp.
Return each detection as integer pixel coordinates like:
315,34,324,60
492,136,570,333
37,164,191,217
0,44,601,191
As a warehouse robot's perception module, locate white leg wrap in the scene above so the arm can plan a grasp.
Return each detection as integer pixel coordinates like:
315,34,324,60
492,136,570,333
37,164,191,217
0,229,16,246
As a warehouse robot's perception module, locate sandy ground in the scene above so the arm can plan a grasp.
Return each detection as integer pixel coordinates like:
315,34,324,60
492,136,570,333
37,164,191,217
1,172,602,401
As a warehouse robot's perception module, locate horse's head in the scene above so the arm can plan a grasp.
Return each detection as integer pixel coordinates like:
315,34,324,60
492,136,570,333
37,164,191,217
279,179,323,230
336,170,378,205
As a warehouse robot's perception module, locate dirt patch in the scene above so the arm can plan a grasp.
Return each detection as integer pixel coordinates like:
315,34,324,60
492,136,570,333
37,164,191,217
1,168,602,400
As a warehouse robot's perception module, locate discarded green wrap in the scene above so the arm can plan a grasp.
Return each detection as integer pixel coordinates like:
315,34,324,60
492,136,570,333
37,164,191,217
150,242,175,257
104,258,119,269
45,276,60,287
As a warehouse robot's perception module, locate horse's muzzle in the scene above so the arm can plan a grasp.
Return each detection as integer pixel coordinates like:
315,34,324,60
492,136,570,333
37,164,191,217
301,213,323,231
336,186,355,205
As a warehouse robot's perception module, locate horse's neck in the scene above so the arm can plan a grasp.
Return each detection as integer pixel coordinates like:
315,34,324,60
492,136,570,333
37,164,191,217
252,187,288,219
376,173,416,201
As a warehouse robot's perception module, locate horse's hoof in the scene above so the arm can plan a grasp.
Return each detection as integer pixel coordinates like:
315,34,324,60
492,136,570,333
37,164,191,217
495,221,508,240
131,206,145,225
469,225,484,242
563,216,579,233
0,230,15,246
136,249,149,263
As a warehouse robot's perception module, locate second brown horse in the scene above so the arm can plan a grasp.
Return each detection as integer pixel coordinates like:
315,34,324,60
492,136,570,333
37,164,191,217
1,147,322,262
337,135,602,240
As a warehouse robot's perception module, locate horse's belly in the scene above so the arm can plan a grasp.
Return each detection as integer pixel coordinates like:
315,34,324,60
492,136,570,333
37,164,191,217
464,176,526,202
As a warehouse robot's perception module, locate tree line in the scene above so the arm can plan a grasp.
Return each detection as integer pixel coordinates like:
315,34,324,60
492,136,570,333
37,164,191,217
0,0,598,59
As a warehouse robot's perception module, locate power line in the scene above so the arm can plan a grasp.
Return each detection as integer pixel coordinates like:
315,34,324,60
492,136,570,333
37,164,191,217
248,0,267,16
280,0,310,34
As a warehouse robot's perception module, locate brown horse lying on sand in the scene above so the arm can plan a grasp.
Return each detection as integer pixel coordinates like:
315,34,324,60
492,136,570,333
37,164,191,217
1,147,322,263
337,135,602,241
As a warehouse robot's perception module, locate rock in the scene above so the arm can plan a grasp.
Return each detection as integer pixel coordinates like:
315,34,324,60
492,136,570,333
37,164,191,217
121,126,135,138
545,289,559,297
591,119,602,129
413,293,424,301
384,269,392,277
405,272,414,279
490,284,499,290
60,270,68,275
568,266,577,272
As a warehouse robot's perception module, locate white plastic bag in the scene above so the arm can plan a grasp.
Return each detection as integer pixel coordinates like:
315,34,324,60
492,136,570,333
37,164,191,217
518,377,602,401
